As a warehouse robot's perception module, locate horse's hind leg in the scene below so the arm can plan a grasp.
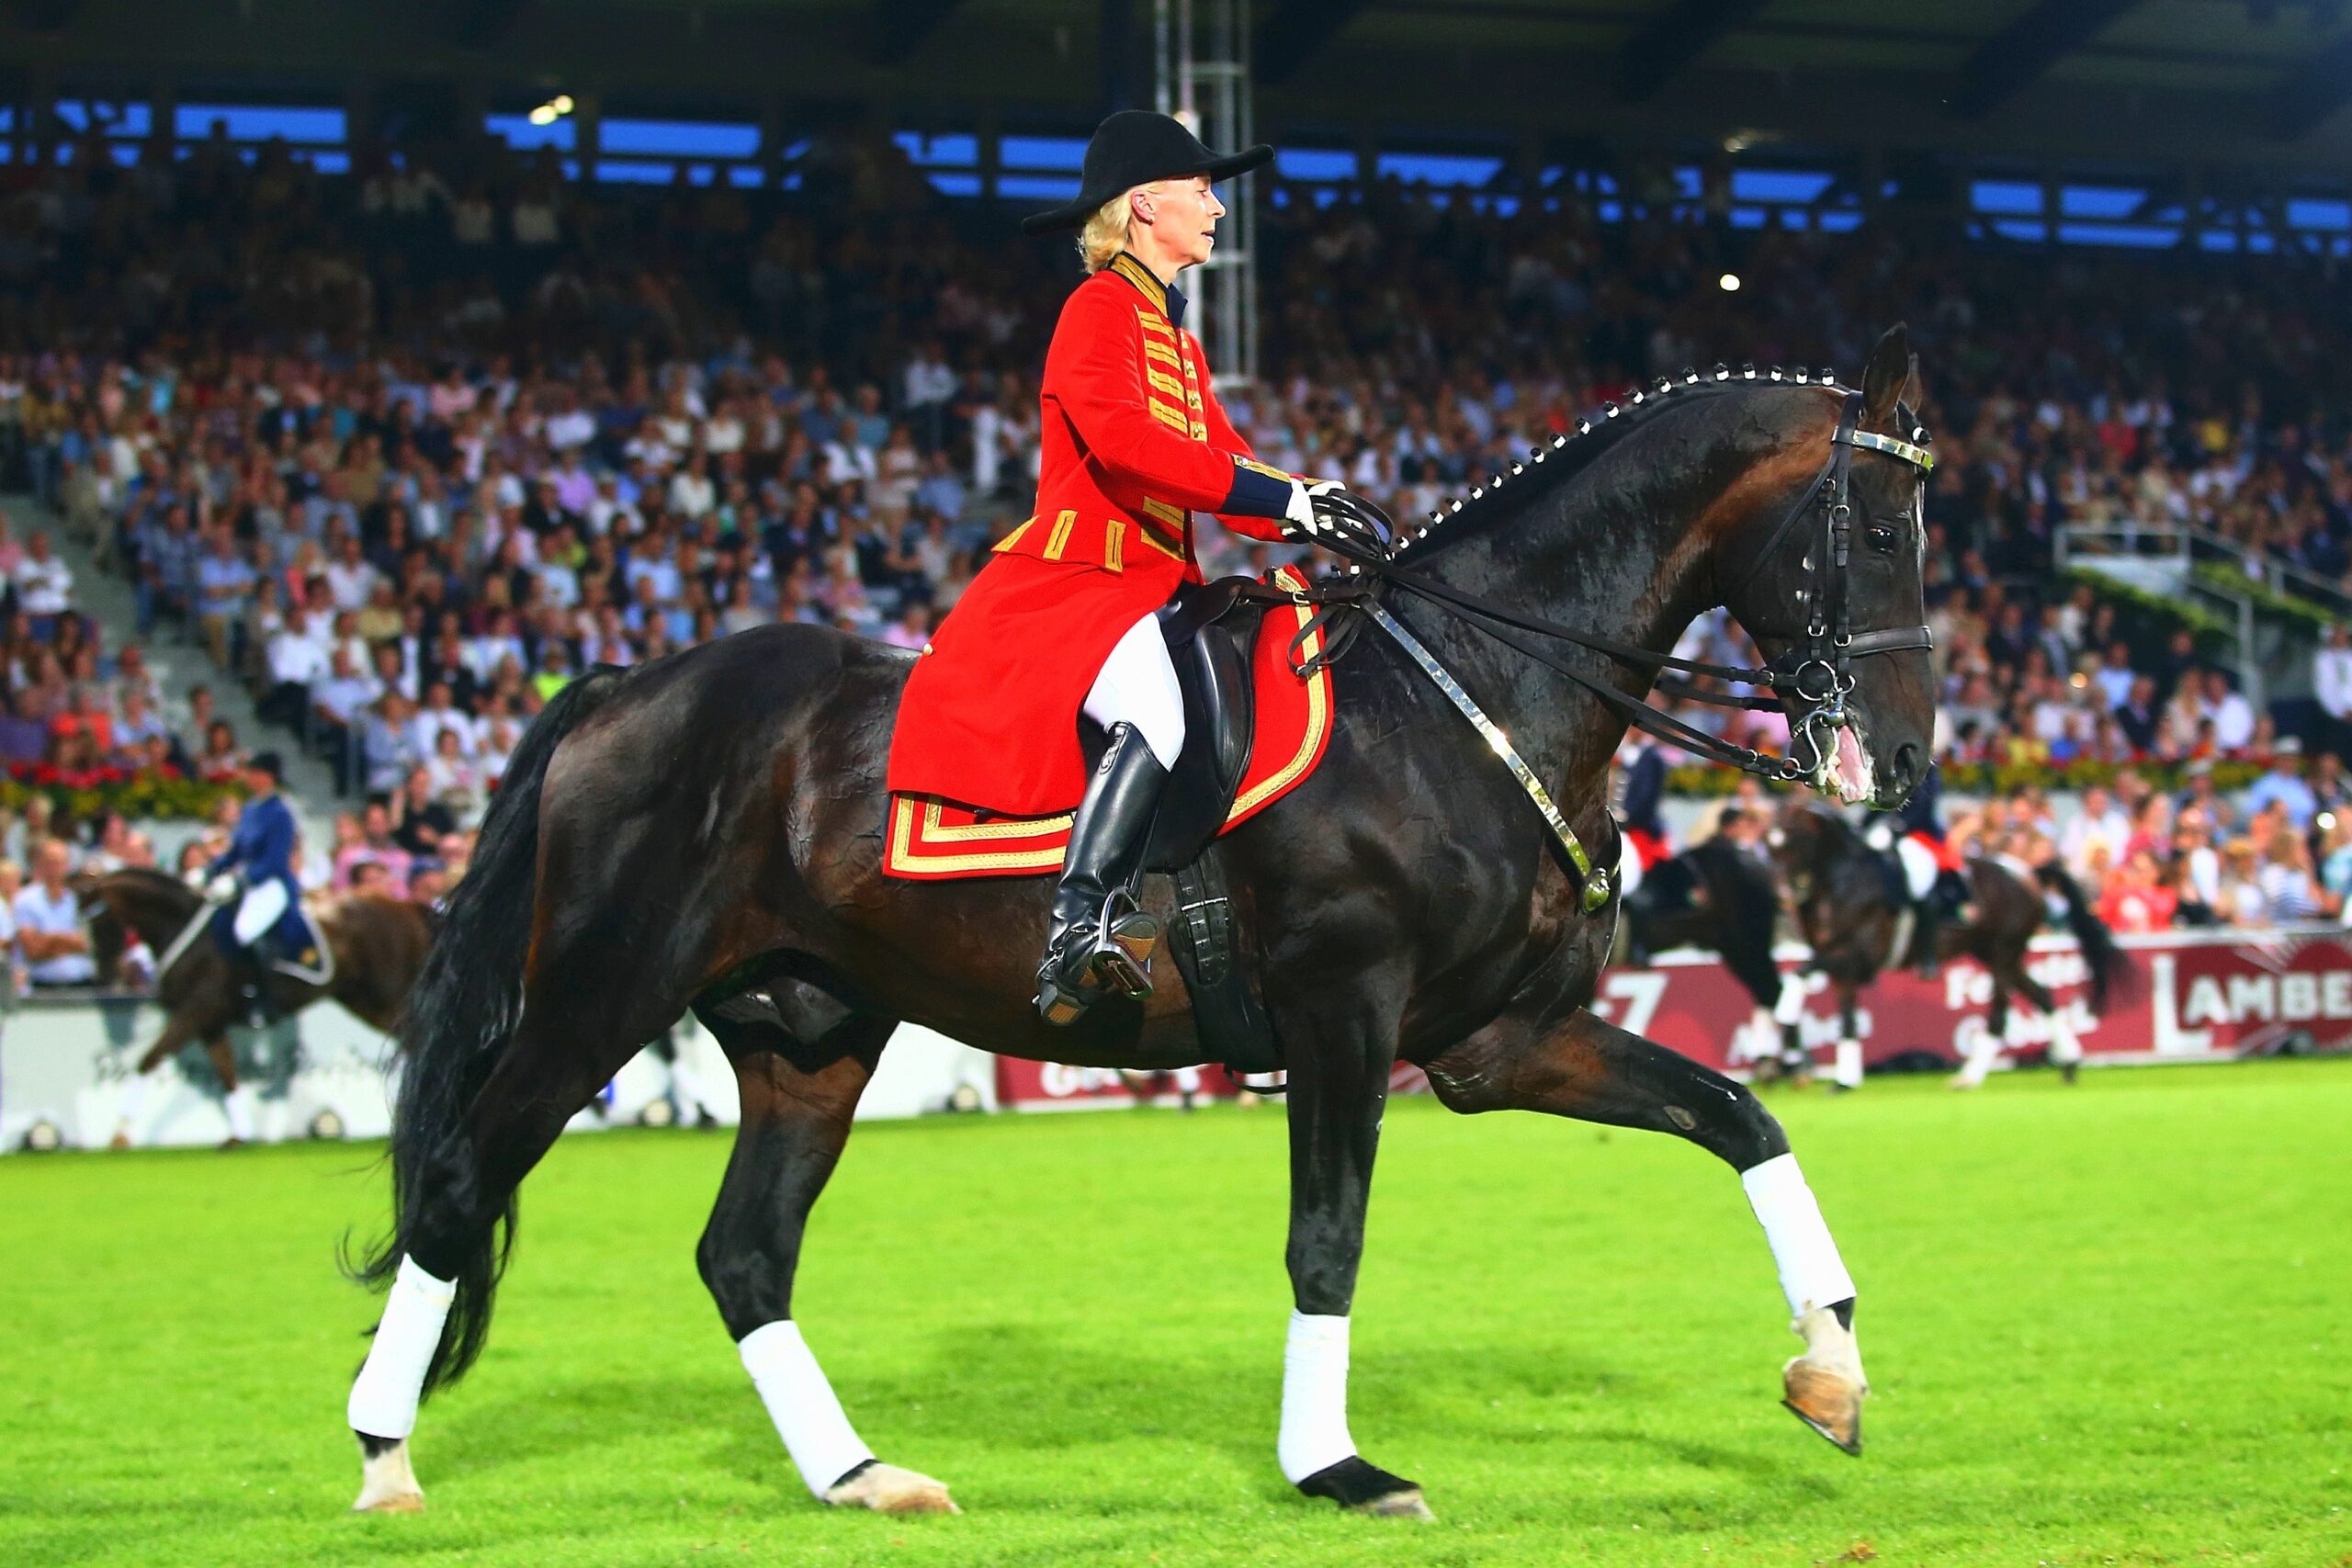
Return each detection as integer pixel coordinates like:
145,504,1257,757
1426,1007,1869,1454
694,992,956,1516
2003,956,2081,1082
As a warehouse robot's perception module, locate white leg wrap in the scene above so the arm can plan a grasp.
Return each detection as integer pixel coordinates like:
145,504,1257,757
1741,1154,1858,1321
115,1072,151,1136
1772,973,1808,1027
739,1320,875,1496
1833,1039,1864,1090
1277,1311,1356,1483
2048,1011,2083,1066
1954,1020,2001,1087
222,1085,256,1142
349,1258,457,1439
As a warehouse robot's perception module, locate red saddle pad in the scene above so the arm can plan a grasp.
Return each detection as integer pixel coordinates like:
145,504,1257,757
884,566,1337,881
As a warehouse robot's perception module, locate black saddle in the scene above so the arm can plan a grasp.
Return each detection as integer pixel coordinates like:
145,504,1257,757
1143,577,1260,873
1074,575,1279,1077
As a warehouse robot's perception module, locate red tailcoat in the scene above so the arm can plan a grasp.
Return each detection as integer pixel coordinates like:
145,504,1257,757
887,254,1299,816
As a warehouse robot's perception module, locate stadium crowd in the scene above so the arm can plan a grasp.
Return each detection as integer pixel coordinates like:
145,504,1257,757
0,121,2347,939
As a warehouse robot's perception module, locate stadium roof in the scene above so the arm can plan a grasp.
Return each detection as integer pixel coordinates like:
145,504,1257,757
11,0,2352,175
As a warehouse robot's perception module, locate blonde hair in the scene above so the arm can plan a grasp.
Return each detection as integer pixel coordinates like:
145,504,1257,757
1079,183,1154,273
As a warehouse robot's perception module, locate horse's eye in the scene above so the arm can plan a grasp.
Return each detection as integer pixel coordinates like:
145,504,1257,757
1867,522,1899,552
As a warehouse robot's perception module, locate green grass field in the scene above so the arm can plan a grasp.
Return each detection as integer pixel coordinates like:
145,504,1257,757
5,1060,2348,1567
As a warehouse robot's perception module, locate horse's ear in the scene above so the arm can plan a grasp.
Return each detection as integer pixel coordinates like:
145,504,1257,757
1861,323,1913,426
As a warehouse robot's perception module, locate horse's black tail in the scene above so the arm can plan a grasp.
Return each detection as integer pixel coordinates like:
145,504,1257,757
2034,861,2133,1015
350,668,625,1395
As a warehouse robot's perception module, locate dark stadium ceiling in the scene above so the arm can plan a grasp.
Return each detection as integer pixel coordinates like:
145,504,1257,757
12,0,2352,175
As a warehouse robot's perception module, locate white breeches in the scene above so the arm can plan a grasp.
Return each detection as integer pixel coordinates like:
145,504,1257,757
233,880,290,945
1083,613,1185,770
1894,836,1939,901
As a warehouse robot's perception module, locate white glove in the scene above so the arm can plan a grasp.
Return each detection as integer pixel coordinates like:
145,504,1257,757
206,873,241,903
1281,478,1350,537
183,868,209,891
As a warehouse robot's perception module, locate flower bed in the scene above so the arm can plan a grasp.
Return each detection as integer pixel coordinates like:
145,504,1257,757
0,764,246,823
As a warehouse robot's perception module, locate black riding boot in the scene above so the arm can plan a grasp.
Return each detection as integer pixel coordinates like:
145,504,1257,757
1912,898,1943,978
241,937,282,1029
1915,871,1962,978
1035,723,1170,1027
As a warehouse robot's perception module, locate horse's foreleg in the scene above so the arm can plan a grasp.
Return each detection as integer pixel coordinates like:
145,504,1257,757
202,1036,259,1146
114,1014,198,1148
1831,984,1864,1092
1274,994,1429,1517
695,1003,954,1516
348,1013,635,1513
1772,968,1812,1078
1954,976,2017,1089
1426,1007,1868,1455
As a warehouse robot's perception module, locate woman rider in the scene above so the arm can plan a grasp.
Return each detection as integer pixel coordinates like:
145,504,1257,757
886,111,1356,1025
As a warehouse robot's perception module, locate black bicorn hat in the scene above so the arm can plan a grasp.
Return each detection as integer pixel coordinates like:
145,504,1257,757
1020,109,1272,236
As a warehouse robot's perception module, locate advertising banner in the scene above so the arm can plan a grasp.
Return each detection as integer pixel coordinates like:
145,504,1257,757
992,927,2352,1109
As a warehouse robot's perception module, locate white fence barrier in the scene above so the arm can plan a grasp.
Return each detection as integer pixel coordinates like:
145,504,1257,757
0,996,996,1153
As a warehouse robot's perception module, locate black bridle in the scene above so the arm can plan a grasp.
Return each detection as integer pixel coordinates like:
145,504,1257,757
1278,388,1937,788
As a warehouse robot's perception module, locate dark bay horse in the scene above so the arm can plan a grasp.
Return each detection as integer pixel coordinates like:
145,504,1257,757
345,331,1939,1521
83,868,436,1129
1770,807,2130,1087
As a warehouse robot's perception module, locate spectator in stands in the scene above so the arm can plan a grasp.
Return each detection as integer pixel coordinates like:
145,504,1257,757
195,719,247,783
2241,738,2319,829
2317,624,2352,764
2317,814,2352,913
358,691,424,798
334,801,413,897
2215,840,2268,926
14,838,95,987
424,728,482,817
390,765,458,859
14,530,74,635
310,646,379,795
2096,850,2177,934
194,528,257,671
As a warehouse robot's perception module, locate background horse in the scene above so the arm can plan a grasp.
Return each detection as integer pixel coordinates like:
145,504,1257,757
83,868,436,1143
1770,805,2132,1088
1619,826,1798,1073
345,332,1939,1522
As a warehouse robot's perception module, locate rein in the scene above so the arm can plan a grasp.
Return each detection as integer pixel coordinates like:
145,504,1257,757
1244,388,1936,911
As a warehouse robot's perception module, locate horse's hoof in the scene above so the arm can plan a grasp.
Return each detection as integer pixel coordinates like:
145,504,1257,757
1781,1310,1867,1456
1355,1486,1434,1519
1297,1456,1434,1518
351,1437,425,1513
823,1461,959,1515
107,1132,130,1151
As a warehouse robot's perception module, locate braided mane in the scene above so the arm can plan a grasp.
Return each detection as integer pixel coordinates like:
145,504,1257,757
1388,363,1854,562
